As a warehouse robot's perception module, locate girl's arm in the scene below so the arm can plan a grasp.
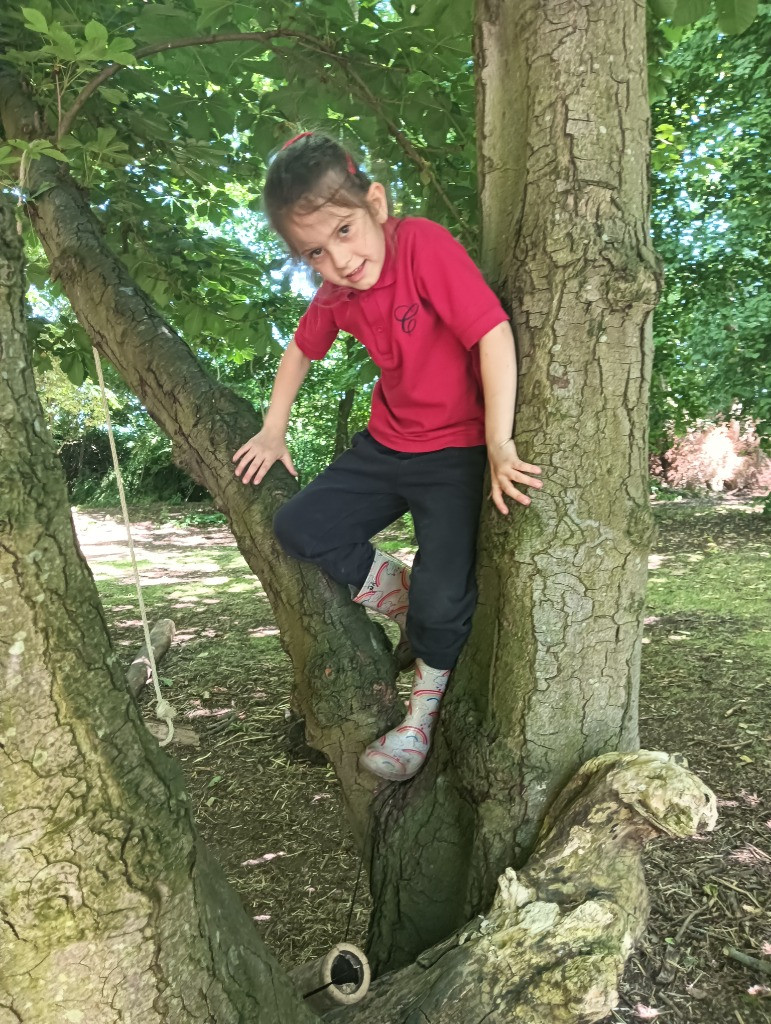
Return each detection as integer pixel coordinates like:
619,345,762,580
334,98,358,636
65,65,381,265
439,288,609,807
233,338,312,485
478,321,542,514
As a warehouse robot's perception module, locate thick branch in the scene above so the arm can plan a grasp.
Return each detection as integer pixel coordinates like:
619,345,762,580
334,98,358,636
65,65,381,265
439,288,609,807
0,191,317,1024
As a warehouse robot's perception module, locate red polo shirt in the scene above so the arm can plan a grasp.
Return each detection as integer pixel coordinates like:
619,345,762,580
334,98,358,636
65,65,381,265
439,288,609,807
293,217,509,452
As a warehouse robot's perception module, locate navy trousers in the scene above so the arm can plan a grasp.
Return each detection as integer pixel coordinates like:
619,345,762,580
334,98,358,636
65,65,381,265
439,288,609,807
273,431,486,669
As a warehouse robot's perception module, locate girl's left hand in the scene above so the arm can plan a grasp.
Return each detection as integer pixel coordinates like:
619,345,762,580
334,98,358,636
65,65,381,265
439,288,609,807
488,440,542,514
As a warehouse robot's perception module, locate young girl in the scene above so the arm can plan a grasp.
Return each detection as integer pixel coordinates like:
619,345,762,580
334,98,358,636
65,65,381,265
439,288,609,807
233,133,541,782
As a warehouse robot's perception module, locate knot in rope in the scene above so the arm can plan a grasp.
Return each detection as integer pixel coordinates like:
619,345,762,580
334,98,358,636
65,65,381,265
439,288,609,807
155,697,177,747
155,697,177,722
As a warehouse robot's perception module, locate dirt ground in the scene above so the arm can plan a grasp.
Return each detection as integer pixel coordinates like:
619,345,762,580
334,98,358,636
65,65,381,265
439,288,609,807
73,498,771,1023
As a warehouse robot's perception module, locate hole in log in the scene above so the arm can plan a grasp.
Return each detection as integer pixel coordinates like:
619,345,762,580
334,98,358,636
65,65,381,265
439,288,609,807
331,951,364,993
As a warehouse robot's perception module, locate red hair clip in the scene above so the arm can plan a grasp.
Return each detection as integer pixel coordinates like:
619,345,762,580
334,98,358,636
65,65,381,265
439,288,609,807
281,132,313,150
346,153,358,175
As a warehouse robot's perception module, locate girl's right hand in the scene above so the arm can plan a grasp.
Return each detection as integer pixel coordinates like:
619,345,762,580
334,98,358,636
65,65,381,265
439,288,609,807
233,429,298,486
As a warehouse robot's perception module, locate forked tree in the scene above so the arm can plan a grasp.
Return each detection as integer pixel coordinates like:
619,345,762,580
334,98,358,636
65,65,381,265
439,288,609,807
0,0,719,1020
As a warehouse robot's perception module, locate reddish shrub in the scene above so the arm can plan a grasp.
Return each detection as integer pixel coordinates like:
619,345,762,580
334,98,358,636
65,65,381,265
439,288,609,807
655,421,771,495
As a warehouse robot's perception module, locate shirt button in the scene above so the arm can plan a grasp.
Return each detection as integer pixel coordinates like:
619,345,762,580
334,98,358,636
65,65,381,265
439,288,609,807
376,325,384,333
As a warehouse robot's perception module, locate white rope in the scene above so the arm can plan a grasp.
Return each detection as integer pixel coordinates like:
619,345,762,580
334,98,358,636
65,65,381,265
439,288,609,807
92,347,176,746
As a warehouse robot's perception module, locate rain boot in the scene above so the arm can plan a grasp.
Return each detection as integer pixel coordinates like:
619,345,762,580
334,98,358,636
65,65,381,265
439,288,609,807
353,549,415,671
359,659,450,781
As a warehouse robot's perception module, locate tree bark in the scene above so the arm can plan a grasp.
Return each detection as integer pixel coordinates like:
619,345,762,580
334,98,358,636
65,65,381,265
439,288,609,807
365,0,660,972
0,194,316,1023
0,69,403,841
0,249,716,1018
469,0,659,862
2,185,717,1024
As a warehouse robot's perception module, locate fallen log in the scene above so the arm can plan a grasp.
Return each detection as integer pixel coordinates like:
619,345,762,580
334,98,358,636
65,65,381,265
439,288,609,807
330,751,717,1024
126,618,175,697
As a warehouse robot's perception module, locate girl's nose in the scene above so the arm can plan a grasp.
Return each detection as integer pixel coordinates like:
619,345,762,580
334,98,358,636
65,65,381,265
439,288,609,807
329,243,349,273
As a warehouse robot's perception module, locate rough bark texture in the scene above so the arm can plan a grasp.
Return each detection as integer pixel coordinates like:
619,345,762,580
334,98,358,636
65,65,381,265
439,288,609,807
366,0,660,972
0,70,404,842
333,752,716,1023
0,195,317,1022
466,0,659,888
1,190,705,1024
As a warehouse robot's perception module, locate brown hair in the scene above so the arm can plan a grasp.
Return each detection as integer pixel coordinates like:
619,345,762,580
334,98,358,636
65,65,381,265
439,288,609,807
263,133,374,254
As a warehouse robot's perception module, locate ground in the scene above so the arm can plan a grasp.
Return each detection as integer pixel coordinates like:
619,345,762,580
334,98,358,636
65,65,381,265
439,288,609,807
72,498,771,1023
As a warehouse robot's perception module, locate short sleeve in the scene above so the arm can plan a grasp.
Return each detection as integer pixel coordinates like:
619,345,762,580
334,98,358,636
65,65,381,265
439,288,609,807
294,287,340,360
411,219,508,348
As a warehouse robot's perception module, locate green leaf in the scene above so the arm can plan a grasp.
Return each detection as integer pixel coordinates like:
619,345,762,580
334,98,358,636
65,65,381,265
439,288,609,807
650,0,678,16
22,7,49,33
47,24,79,60
185,104,211,141
96,126,118,147
84,20,109,46
671,0,711,24
196,0,236,31
100,87,128,105
107,37,136,53
39,144,69,162
60,351,85,386
713,0,758,34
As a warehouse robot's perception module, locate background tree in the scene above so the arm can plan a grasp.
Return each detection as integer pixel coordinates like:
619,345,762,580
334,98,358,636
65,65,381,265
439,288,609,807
649,3,770,454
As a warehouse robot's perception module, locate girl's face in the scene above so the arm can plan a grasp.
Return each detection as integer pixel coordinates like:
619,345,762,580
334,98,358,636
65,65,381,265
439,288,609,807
286,182,389,290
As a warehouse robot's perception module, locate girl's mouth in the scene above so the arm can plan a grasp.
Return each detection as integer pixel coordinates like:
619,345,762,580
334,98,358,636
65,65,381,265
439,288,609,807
346,261,366,283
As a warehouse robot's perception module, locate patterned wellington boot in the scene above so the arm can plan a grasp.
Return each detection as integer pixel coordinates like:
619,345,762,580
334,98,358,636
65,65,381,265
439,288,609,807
353,550,415,671
359,659,450,781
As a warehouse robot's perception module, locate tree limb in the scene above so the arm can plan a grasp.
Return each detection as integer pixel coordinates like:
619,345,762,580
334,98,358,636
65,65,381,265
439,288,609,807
0,66,400,841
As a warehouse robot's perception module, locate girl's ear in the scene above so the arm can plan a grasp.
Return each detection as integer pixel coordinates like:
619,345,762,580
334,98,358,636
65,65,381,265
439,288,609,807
366,182,389,224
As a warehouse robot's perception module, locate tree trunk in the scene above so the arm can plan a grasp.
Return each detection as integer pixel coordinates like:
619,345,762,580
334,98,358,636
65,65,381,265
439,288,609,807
0,194,316,1023
0,70,403,842
0,223,716,1017
365,0,660,972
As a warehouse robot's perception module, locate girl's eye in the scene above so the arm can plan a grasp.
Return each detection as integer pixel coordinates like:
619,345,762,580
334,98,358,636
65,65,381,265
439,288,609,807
339,224,351,237
309,248,323,261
